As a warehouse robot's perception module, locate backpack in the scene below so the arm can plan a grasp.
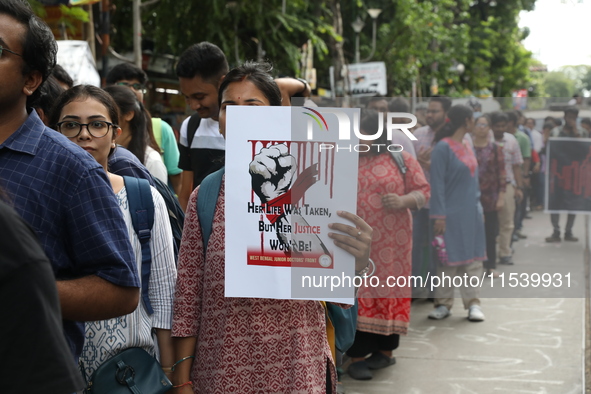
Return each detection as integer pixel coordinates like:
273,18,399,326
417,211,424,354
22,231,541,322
123,176,155,315
326,300,359,354
151,177,184,262
196,167,225,254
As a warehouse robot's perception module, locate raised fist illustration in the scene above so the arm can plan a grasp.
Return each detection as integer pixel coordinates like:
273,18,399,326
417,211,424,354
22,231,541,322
249,144,296,203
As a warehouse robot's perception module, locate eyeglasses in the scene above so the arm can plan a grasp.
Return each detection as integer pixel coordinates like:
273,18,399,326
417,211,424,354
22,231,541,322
56,120,117,138
0,45,22,58
116,81,146,91
476,123,489,128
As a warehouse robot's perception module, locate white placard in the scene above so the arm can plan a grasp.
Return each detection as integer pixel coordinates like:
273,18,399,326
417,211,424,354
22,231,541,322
56,40,101,87
348,62,387,97
224,106,360,303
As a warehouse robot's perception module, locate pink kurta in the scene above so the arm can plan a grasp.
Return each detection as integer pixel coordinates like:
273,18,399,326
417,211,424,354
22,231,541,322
356,152,430,335
172,181,336,393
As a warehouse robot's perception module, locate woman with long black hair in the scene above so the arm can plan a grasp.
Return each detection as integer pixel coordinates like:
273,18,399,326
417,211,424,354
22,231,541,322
104,85,168,183
428,105,487,322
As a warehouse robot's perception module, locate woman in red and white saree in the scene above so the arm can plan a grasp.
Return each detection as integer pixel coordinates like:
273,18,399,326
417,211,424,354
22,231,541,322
347,110,430,381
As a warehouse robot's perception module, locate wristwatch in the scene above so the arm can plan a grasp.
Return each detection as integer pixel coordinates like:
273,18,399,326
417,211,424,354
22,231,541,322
294,78,309,97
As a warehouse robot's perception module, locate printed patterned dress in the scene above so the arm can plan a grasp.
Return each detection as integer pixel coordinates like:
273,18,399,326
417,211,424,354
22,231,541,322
356,152,430,335
474,142,506,212
172,181,336,394
430,137,486,265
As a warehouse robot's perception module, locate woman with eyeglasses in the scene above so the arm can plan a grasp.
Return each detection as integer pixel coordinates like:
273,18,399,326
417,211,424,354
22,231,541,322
49,85,177,384
104,85,168,184
472,114,506,278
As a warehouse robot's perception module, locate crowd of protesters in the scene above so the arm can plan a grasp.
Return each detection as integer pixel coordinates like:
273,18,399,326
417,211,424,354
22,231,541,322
0,3,370,393
1,1,588,393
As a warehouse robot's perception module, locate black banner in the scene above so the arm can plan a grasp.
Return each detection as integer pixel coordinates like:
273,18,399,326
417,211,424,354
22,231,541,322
545,138,591,213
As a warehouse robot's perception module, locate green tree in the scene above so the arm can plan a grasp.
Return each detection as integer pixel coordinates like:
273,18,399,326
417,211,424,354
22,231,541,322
336,0,536,96
111,0,337,76
543,71,575,98
106,0,537,97
559,65,591,93
582,67,591,92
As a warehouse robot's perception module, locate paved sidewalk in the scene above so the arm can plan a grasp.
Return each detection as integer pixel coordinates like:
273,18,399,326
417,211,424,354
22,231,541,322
341,211,587,393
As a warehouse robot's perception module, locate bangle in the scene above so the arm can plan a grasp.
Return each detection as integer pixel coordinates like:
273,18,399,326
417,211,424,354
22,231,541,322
171,356,195,372
162,367,172,373
355,258,376,277
173,381,193,389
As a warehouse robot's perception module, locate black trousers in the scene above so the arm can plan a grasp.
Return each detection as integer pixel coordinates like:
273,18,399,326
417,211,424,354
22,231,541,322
551,213,576,234
484,211,499,270
346,330,400,358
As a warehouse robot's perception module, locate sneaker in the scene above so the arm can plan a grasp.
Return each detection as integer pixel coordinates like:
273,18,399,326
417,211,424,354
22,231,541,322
365,352,397,370
512,234,520,243
498,256,514,265
516,231,527,239
347,360,373,380
564,233,578,242
468,305,485,322
545,233,561,243
428,305,451,320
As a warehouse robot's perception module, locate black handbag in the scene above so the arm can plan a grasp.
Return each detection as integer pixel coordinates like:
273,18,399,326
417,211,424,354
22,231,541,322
84,347,172,394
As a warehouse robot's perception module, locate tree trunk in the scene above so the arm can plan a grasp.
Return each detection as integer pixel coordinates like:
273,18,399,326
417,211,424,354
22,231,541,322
85,5,96,61
329,0,348,99
133,0,142,68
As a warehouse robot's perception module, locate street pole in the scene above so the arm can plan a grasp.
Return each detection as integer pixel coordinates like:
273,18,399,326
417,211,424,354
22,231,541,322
362,9,381,63
133,0,142,68
101,0,110,85
351,17,365,64
355,33,360,64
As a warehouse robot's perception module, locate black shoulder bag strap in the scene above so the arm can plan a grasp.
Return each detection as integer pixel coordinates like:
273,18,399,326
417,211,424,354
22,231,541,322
186,113,201,149
390,151,407,183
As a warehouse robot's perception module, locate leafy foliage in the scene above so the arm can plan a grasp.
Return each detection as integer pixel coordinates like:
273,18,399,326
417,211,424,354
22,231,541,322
111,0,336,75
106,0,537,96
543,71,575,98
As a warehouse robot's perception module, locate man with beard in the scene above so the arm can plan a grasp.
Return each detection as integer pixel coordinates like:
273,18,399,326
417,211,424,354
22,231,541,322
0,0,139,364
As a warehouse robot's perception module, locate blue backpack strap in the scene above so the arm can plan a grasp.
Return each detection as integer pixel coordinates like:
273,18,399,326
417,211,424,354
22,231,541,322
196,167,225,255
124,176,155,315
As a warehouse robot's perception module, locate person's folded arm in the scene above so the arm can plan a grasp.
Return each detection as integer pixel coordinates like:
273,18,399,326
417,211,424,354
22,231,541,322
57,277,139,321
61,167,141,321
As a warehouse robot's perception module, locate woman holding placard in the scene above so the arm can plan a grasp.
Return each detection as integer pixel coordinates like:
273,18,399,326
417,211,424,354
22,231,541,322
171,62,373,394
